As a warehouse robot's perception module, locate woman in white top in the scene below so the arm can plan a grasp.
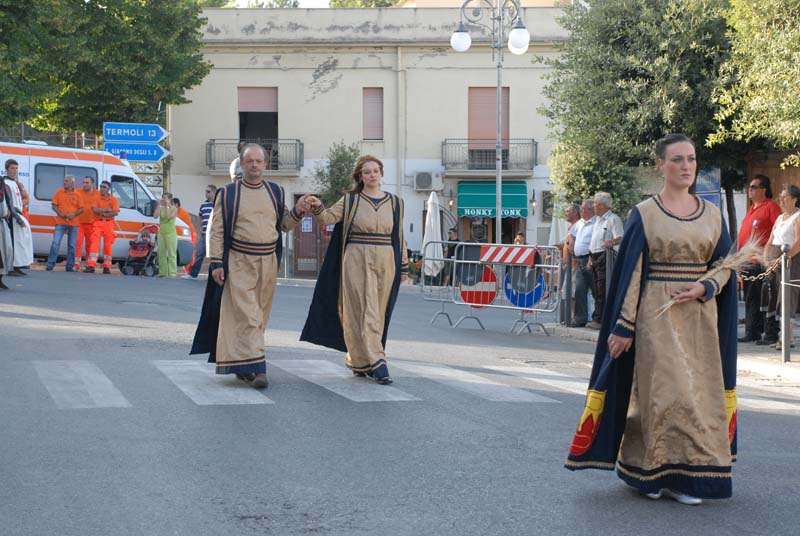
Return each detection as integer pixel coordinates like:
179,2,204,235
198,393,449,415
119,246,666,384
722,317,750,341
764,184,800,349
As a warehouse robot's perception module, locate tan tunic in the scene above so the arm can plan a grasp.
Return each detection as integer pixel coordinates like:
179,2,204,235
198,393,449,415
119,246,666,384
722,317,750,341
614,197,733,478
315,193,408,371
207,181,299,368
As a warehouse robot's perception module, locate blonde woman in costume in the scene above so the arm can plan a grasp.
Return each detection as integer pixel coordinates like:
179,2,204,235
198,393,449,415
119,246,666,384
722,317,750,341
301,156,408,385
566,134,738,505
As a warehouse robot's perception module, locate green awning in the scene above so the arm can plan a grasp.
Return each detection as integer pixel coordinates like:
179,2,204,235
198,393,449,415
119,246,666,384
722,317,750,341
457,181,529,218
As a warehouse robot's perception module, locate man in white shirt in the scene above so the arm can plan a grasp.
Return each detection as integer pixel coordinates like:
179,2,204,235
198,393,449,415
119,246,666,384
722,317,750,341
586,191,624,329
568,199,596,327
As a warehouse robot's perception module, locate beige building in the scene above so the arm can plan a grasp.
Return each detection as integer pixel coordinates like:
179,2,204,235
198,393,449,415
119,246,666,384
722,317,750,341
169,7,568,273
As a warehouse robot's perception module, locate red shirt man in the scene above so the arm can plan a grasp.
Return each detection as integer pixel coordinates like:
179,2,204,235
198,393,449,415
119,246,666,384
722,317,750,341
738,174,781,344
738,175,781,249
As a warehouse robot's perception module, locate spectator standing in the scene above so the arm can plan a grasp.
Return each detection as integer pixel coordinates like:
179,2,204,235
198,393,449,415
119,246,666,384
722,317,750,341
3,159,33,274
442,227,458,286
514,232,527,245
229,140,246,181
172,197,196,274
183,185,217,280
155,193,179,277
586,192,624,329
762,185,800,350
74,176,100,271
737,174,781,344
86,180,119,274
0,176,14,289
46,175,81,271
569,199,596,327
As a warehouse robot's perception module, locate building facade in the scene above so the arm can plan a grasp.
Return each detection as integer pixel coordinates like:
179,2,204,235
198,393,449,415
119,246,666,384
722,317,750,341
168,7,568,274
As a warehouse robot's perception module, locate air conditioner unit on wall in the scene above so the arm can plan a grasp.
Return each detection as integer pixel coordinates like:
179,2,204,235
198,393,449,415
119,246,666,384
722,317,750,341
414,171,442,191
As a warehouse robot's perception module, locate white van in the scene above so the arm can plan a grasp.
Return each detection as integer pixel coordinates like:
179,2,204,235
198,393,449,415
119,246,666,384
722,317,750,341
0,141,194,265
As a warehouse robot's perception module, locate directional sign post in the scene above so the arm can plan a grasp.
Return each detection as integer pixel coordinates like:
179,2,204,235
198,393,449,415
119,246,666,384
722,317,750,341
103,121,170,163
104,142,170,162
103,122,169,143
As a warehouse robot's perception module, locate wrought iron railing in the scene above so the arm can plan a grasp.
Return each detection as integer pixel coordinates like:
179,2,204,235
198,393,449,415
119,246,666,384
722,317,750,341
206,138,304,172
441,139,537,171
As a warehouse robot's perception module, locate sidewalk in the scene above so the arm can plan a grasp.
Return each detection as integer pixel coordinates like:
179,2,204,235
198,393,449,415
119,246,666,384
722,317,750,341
544,322,800,382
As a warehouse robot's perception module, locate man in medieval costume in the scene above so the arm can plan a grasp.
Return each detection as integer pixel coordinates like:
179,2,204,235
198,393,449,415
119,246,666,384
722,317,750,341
190,144,309,389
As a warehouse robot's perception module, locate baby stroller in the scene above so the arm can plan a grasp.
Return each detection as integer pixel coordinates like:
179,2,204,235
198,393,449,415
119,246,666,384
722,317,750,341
122,224,159,277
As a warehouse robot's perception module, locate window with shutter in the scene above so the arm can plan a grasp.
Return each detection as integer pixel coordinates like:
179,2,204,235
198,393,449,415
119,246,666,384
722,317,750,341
363,88,384,140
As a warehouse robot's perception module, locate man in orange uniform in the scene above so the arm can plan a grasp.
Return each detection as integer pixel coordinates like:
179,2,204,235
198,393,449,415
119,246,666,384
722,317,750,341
74,176,100,271
46,175,82,271
86,180,119,274
172,197,196,274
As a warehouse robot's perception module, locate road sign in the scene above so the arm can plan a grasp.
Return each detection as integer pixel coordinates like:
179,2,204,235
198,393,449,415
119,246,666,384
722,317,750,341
104,142,169,162
140,174,163,187
103,122,169,143
480,245,537,265
134,162,162,174
459,266,498,309
504,271,544,308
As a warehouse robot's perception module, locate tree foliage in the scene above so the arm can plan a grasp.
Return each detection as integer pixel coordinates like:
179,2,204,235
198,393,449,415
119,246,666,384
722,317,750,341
313,141,361,206
0,1,87,127
710,0,800,166
540,0,746,218
0,0,211,133
329,0,402,7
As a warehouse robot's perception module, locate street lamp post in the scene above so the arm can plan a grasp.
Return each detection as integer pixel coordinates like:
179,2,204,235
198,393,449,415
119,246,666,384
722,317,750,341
451,0,530,244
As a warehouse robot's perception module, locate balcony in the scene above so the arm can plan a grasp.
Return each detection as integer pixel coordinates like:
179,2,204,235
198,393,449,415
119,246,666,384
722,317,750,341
206,138,304,176
441,139,537,178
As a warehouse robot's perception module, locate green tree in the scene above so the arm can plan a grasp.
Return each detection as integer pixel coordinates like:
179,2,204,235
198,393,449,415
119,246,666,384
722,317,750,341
0,1,88,128
314,141,361,206
329,0,402,7
540,0,747,229
710,0,800,166
31,0,211,133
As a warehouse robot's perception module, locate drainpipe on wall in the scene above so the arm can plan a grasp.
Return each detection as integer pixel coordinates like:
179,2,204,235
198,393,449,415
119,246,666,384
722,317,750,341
396,46,406,202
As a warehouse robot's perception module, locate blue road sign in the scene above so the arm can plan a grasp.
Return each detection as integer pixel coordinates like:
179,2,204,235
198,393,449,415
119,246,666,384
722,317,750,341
104,142,170,162
504,271,545,308
103,122,169,143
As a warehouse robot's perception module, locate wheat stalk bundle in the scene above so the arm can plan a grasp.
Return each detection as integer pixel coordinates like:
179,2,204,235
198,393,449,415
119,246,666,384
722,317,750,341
654,237,765,318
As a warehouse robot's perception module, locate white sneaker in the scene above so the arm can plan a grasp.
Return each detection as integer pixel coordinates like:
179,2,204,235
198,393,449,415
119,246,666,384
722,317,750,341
645,490,662,500
180,274,196,280
663,489,703,505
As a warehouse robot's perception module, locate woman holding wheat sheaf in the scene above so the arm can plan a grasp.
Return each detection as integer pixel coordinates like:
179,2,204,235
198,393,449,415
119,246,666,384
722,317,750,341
565,133,738,506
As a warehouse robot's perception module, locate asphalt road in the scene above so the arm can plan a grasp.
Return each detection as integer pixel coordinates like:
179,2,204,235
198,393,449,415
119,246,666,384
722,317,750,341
1,268,799,536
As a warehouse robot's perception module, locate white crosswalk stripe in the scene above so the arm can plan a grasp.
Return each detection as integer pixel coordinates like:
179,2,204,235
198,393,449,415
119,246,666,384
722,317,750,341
392,361,560,403
483,365,588,395
270,359,420,402
34,360,131,409
153,360,274,405
25,359,800,413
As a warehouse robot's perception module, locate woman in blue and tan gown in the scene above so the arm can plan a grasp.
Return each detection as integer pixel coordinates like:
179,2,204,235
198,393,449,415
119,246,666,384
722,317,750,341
565,134,738,505
301,155,408,385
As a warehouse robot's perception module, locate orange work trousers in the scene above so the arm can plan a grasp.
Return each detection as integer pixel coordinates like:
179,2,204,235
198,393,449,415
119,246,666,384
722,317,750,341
87,220,116,269
75,222,95,268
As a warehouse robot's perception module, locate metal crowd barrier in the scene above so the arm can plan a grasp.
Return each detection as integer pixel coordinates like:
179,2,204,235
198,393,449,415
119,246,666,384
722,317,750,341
420,241,562,335
779,245,797,363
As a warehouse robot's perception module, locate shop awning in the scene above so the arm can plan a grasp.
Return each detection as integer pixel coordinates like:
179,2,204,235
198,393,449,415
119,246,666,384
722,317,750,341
457,181,528,218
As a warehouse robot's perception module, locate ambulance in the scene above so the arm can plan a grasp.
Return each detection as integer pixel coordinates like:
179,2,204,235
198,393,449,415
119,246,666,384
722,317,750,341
0,141,194,266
